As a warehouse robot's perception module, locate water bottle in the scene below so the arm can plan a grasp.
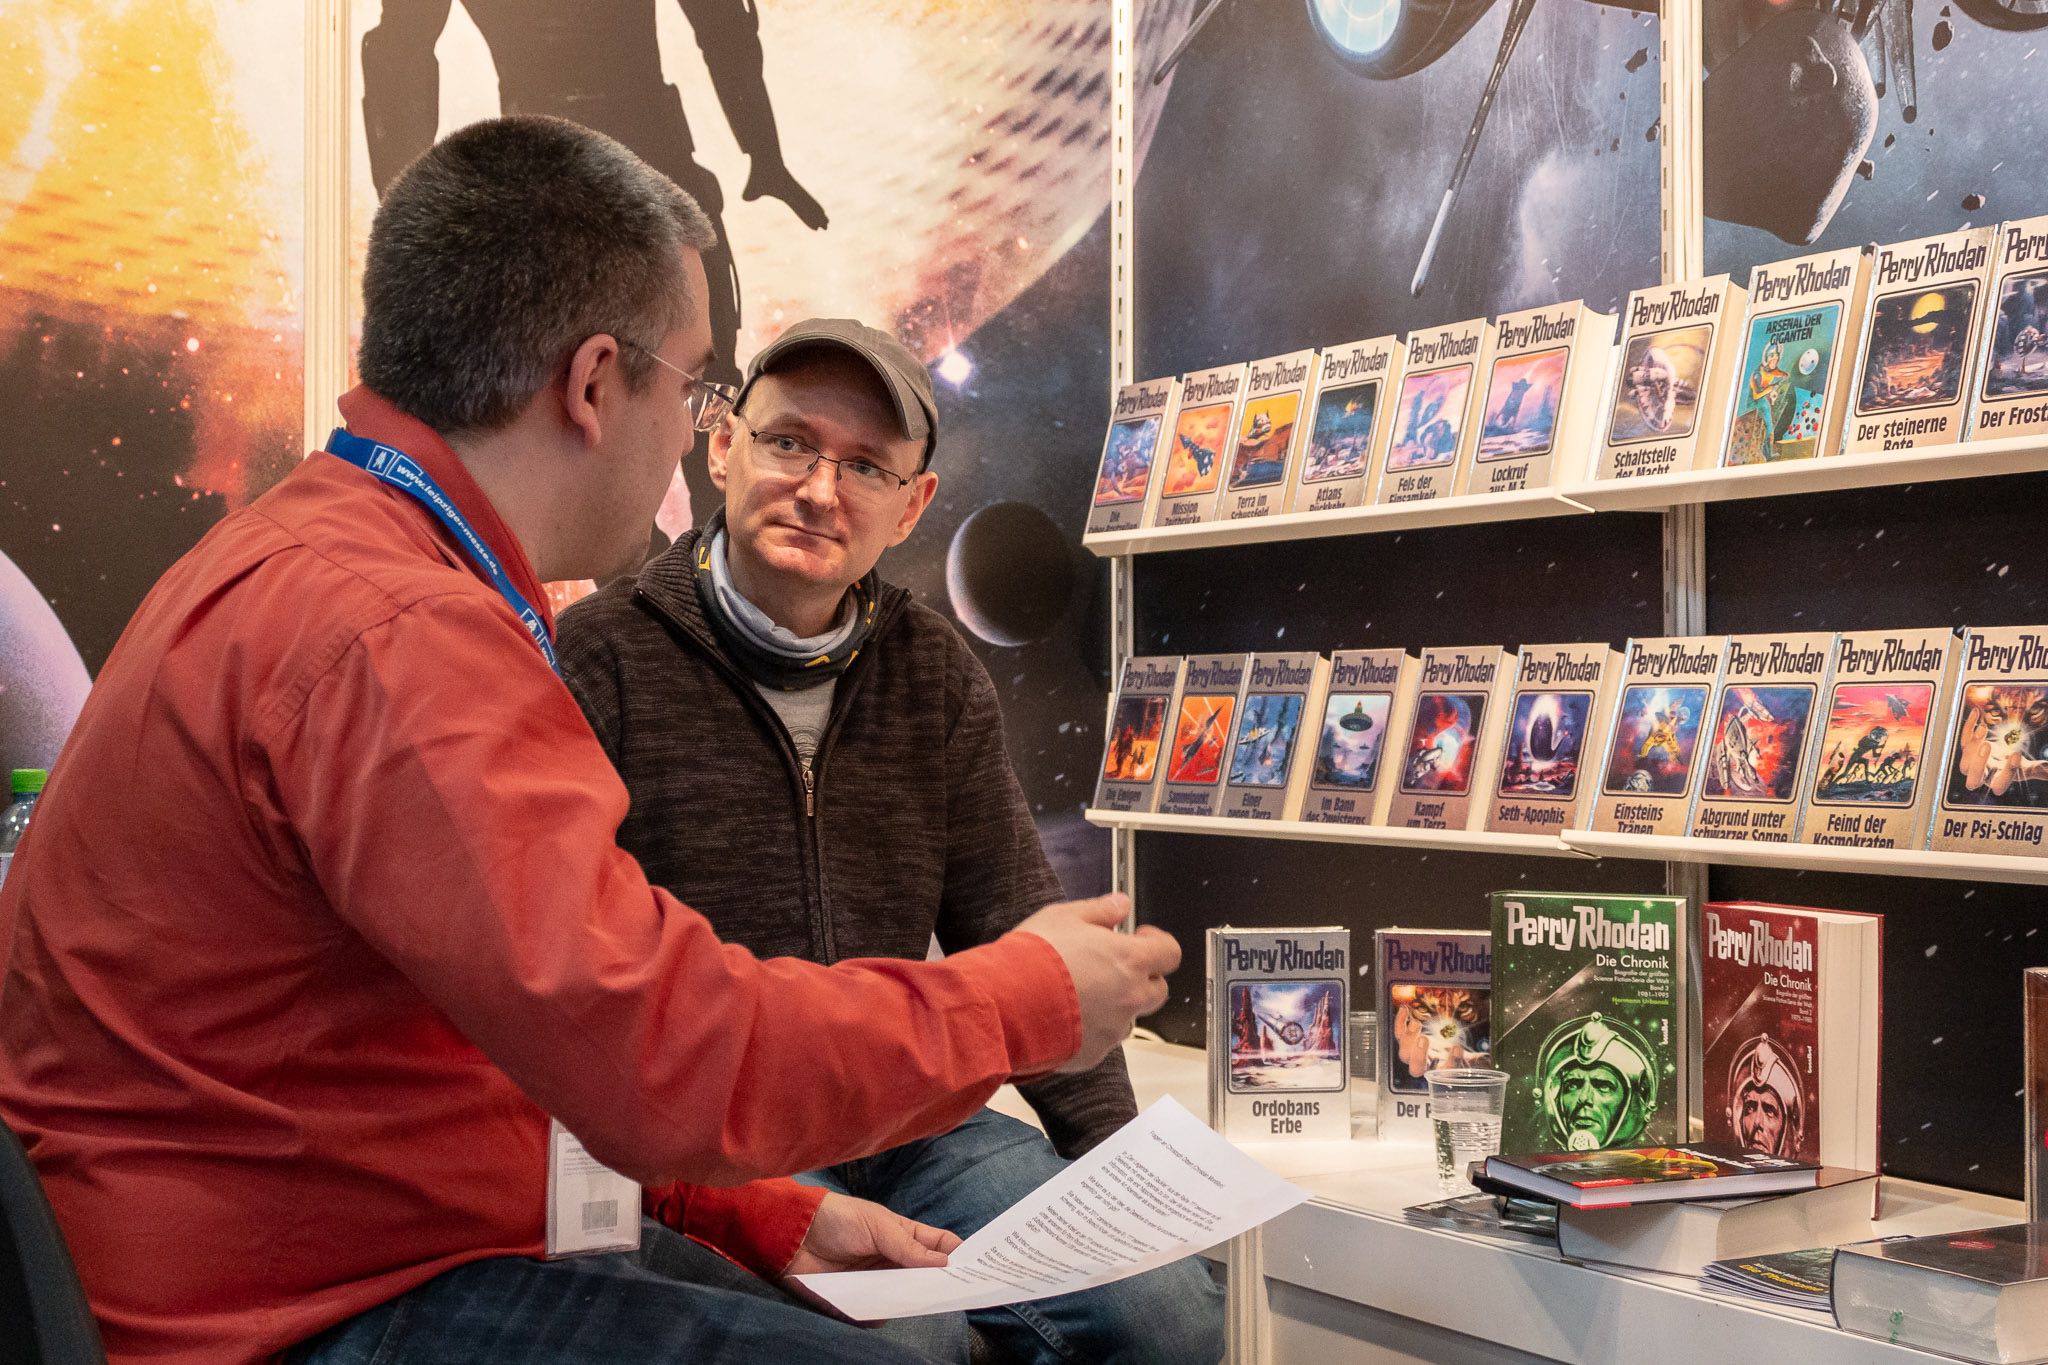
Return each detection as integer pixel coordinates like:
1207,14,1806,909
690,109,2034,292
0,768,47,895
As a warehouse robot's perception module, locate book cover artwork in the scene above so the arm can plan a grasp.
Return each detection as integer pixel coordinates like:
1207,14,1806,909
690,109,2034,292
1296,336,1401,513
1209,928,1351,1142
1488,644,1620,836
1151,363,1245,527
1085,377,1177,535
1931,627,2048,856
1378,319,1488,505
1593,637,1728,837
1377,929,1493,1141
1599,276,1743,480
1803,629,1957,850
1691,633,1835,844
1217,349,1315,522
1701,906,1821,1163
1302,648,1414,825
1219,652,1326,820
1092,656,1182,813
1388,646,1510,831
1722,247,1869,465
1846,226,1994,454
1968,214,2048,440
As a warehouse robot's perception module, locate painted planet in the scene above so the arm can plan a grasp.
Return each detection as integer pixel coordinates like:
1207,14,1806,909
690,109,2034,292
944,501,1074,648
1796,347,1821,376
0,551,90,774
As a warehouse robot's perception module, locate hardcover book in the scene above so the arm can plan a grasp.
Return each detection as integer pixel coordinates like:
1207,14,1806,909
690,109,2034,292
1459,301,1615,495
1553,1172,1876,1275
1215,349,1316,522
1597,275,1745,480
1590,636,1730,838
1720,245,1872,466
1844,225,1995,454
1377,318,1491,505
1800,628,1959,850
1689,632,1836,844
2029,968,2048,1222
1834,1224,2048,1365
1154,653,1249,817
1376,929,1492,1142
1485,1144,1822,1208
1386,646,1515,832
1293,335,1403,514
1218,652,1330,821
1091,655,1183,813
1147,362,1246,527
1486,642,1622,836
1968,214,2048,441
1207,927,1351,1142
1300,648,1418,825
1699,902,1882,1172
1085,376,1178,535
1930,626,2048,857
1492,891,1688,1156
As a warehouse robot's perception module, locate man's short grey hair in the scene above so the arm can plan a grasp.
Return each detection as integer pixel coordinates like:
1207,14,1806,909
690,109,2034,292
359,115,716,434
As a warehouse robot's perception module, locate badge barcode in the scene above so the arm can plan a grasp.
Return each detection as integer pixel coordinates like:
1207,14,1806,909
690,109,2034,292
581,1198,619,1234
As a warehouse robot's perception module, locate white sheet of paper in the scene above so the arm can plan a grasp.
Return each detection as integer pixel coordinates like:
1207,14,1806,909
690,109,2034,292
794,1095,1307,1321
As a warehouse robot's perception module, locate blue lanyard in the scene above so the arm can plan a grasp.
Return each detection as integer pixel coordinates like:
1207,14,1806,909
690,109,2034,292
323,428,558,673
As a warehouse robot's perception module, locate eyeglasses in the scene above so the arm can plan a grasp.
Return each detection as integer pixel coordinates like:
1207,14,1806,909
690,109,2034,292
620,338,737,432
729,416,916,500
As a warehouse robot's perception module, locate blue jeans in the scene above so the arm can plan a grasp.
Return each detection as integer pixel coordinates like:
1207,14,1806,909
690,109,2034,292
800,1108,1227,1365
286,1217,938,1363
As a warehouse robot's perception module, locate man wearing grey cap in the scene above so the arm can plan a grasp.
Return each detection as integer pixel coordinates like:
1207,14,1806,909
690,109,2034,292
556,319,1225,1363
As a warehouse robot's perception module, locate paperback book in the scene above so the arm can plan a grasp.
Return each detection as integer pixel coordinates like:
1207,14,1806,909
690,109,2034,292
1375,929,1493,1142
1300,649,1418,825
1845,225,1995,454
1207,927,1350,1142
1968,214,2048,441
1492,892,1688,1155
1295,335,1403,514
1459,301,1615,495
1215,349,1316,522
1386,646,1515,832
1218,652,1330,820
1486,642,1622,836
1148,362,1246,527
1597,275,1745,480
1800,627,1959,850
1378,318,1491,505
2029,968,2047,1222
1700,1244,1841,1311
1721,245,1871,465
1699,902,1882,1172
1590,636,1729,837
1689,632,1836,844
1092,656,1183,813
1085,376,1178,535
1930,626,2048,857
1155,654,1249,817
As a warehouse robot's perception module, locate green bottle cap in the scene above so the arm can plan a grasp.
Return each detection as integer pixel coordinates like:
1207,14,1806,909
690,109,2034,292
11,769,47,795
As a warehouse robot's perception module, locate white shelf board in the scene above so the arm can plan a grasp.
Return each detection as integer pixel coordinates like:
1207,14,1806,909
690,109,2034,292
1083,808,1588,859
1562,828,2048,886
1080,485,1584,558
1563,431,2048,513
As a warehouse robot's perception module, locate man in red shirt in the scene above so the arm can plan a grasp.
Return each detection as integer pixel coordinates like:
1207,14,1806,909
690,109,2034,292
0,116,1179,1364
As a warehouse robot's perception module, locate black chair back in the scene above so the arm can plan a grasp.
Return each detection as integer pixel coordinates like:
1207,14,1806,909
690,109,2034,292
0,1121,106,1365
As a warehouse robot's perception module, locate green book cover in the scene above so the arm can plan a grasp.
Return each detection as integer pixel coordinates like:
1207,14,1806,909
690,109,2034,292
1490,892,1689,1155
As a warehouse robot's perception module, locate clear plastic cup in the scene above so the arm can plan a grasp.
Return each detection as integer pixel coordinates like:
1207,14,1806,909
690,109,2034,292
1425,1068,1508,1195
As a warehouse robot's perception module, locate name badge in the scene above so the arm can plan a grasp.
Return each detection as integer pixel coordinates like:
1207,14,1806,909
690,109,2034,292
545,1118,642,1258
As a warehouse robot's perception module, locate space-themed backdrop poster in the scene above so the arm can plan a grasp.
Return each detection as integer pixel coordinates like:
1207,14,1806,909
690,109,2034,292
0,1,304,778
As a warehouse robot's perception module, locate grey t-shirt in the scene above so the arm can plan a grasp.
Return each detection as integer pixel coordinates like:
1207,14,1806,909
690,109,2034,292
757,679,836,768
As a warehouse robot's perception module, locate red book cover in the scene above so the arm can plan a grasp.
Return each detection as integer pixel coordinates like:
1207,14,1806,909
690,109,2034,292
1700,904,1821,1163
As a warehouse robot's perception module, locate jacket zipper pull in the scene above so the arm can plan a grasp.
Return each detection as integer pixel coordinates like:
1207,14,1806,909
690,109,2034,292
801,762,815,817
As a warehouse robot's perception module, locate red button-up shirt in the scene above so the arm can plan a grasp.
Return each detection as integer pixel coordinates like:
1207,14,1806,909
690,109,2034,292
0,388,1078,1364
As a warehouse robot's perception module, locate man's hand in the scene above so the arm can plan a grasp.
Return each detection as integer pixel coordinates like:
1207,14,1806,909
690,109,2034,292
1014,894,1180,1074
784,1191,960,1277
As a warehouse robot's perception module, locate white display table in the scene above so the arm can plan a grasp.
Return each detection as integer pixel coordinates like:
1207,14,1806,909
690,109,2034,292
992,1039,2026,1364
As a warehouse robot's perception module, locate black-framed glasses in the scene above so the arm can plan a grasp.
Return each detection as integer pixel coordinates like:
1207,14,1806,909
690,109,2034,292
729,416,916,500
621,339,737,432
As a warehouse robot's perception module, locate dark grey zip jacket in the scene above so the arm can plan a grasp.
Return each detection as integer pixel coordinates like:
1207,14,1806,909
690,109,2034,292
554,529,1136,1158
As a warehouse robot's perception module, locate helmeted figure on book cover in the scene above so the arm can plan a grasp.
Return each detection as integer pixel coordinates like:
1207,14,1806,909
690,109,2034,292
1726,1035,1805,1159
1536,1012,1660,1152
1700,905,1822,1164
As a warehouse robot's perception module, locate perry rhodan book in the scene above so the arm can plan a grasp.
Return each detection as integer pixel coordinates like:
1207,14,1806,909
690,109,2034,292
1155,653,1249,817
1301,648,1419,825
1376,929,1492,1142
1207,927,1350,1141
1801,628,1960,851
1689,632,1836,844
1092,655,1183,813
1598,275,1745,480
1377,318,1490,505
1487,642,1623,837
2028,968,2048,1220
1844,226,1995,455
1721,245,1872,466
1459,301,1615,496
1292,335,1402,514
1967,213,2048,441
1085,376,1178,535
1931,626,2048,857
1146,362,1246,527
1492,892,1688,1155
1215,349,1316,522
1219,651,1330,821
1700,902,1882,1172
1591,635,1729,838
1386,646,1515,832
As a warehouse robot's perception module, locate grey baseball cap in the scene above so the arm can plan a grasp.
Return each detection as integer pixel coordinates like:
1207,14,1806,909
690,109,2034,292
737,317,939,467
